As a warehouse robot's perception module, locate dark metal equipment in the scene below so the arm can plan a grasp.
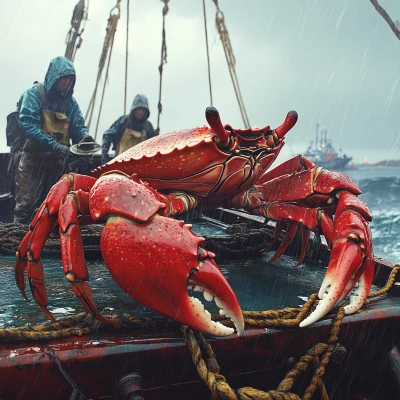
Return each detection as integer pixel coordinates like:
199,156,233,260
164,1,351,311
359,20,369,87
112,374,144,400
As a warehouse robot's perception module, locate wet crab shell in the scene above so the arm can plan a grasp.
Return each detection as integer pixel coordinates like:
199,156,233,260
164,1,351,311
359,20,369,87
93,127,276,199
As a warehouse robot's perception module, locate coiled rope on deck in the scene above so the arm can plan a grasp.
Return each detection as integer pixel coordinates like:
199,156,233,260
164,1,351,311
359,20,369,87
0,312,176,342
0,222,275,259
180,265,400,400
182,299,342,400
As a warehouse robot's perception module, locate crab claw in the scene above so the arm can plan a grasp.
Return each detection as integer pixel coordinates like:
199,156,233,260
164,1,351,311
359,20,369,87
187,253,244,336
101,214,244,336
300,207,374,328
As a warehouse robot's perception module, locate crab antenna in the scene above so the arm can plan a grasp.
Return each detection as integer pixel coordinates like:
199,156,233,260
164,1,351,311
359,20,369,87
205,107,230,147
274,111,298,139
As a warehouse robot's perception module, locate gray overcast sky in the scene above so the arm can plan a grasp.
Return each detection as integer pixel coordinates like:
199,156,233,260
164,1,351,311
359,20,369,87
1,0,399,163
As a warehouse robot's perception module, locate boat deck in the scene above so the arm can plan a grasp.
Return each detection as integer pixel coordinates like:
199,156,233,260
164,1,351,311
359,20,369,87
0,258,399,400
0,209,399,399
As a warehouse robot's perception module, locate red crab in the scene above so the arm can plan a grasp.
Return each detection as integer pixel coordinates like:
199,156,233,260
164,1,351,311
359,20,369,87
15,107,374,335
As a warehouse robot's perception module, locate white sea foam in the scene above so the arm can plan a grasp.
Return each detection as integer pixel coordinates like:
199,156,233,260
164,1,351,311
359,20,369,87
50,307,75,315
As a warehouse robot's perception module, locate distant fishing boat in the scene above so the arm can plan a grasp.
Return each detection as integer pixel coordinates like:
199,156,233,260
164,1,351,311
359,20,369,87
304,124,353,171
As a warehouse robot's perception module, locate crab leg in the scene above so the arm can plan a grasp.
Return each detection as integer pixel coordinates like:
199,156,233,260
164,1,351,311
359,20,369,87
297,227,311,266
15,174,97,321
266,223,298,263
261,220,286,253
26,205,59,321
15,205,41,302
59,190,109,323
257,154,315,185
299,192,374,327
228,165,374,326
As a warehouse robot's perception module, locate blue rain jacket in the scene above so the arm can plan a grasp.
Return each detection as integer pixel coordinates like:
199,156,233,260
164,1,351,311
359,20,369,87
19,56,88,152
101,94,156,154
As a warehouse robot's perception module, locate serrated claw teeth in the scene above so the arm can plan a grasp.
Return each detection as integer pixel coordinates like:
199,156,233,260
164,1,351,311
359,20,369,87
215,297,224,308
344,271,370,315
203,290,214,302
186,282,244,336
318,279,331,299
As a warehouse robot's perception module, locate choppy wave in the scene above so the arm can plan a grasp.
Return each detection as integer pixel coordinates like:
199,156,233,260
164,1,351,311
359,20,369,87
354,174,400,262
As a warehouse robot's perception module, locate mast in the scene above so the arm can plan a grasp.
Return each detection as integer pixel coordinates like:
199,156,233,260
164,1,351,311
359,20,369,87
65,0,88,62
315,123,319,151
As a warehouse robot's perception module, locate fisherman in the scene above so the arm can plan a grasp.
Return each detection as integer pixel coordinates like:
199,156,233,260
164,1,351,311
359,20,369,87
101,94,157,164
13,56,96,224
5,99,25,197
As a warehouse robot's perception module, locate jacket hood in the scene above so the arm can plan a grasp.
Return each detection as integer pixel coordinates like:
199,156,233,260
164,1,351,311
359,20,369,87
130,94,150,120
44,56,76,94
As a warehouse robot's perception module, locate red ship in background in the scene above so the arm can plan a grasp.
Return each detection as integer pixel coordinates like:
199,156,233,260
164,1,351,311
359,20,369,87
304,123,353,171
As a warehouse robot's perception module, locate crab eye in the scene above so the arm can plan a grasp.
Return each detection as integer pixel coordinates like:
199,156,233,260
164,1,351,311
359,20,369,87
265,130,279,148
224,125,233,134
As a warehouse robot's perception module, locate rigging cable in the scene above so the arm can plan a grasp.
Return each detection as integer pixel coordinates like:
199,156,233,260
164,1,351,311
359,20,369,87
64,0,89,62
156,0,170,136
211,0,250,128
124,0,130,115
94,37,116,138
85,0,121,138
202,0,213,106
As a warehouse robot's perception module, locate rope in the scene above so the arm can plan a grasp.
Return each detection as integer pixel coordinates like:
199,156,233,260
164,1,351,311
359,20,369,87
0,312,176,342
94,38,115,138
0,222,104,257
203,0,213,106
85,1,121,134
368,265,400,298
0,266,398,399
211,0,250,128
45,349,87,399
156,0,170,136
182,301,342,400
124,0,130,115
0,222,274,257
181,263,400,400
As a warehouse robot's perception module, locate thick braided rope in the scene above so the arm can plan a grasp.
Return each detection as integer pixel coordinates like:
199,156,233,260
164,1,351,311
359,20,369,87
0,313,174,342
182,304,345,400
182,262,400,400
213,294,319,329
368,265,399,298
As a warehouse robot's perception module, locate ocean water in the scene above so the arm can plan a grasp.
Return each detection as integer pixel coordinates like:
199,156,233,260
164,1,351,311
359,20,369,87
0,166,398,328
343,167,400,263
0,253,325,328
